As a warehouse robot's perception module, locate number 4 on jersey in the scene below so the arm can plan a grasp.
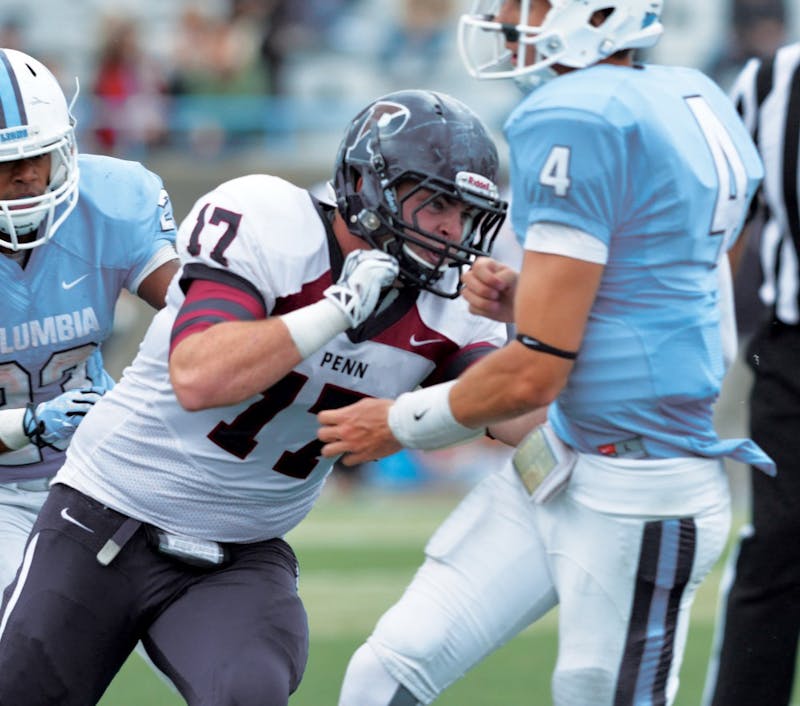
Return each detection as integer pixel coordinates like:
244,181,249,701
685,95,749,248
539,146,572,197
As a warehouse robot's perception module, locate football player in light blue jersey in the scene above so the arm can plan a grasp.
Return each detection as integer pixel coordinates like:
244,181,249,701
504,63,765,462
0,48,178,593
322,2,775,705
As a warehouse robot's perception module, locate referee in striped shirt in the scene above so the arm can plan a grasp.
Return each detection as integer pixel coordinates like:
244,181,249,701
704,42,800,706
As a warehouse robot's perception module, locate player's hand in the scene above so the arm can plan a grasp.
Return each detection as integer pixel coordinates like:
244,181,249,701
324,249,399,328
23,387,108,451
317,398,401,466
461,256,517,323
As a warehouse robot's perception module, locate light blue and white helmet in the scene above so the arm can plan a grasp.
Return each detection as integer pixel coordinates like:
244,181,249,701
0,48,79,250
458,0,664,89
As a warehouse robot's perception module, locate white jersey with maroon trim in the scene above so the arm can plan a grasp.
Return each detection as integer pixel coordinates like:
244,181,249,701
55,175,507,542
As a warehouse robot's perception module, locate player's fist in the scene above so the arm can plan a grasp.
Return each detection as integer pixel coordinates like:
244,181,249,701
461,256,517,323
324,249,399,328
23,386,108,451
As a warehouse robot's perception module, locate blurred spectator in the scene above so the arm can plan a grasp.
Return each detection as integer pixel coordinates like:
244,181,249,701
92,17,168,155
166,2,275,156
705,0,786,88
0,16,24,51
378,0,455,81
169,3,266,96
221,0,271,94
256,0,364,95
258,0,301,96
166,8,214,96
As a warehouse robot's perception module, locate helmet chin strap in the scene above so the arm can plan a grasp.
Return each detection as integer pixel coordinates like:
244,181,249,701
373,286,399,317
5,247,29,266
402,242,443,275
0,222,35,264
0,202,53,251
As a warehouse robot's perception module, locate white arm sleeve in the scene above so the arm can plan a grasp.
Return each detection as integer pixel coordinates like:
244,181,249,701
524,222,609,264
280,300,349,359
130,243,179,294
0,408,28,451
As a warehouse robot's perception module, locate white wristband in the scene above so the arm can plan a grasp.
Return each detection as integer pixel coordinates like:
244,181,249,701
280,299,350,359
0,408,30,451
388,380,484,450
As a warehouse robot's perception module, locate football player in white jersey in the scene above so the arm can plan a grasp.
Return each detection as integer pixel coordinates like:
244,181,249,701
0,48,178,595
320,2,775,705
0,89,525,706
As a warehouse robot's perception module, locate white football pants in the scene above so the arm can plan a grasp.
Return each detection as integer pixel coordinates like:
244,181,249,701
339,453,731,706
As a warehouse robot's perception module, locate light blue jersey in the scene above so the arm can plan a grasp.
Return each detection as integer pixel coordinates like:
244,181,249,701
0,154,176,481
506,63,773,472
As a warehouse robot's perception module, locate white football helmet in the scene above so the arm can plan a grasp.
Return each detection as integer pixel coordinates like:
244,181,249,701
458,0,664,88
0,48,79,250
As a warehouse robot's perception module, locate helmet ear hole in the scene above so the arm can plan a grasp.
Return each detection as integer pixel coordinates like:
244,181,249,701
591,7,616,27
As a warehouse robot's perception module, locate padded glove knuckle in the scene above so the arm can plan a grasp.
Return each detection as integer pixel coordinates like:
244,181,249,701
324,249,399,328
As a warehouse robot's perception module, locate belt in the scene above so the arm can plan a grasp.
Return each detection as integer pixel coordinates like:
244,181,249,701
2,477,53,492
95,518,229,569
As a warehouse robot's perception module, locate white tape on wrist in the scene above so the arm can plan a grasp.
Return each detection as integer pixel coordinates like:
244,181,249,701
280,299,350,359
388,380,484,450
0,408,29,451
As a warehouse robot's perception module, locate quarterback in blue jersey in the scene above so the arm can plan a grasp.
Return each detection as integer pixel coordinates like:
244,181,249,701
0,48,178,592
321,2,775,705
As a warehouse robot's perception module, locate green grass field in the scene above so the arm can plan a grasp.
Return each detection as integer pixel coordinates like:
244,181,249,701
97,487,795,706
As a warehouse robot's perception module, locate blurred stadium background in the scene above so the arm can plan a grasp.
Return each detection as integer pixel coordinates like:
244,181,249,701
2,0,797,702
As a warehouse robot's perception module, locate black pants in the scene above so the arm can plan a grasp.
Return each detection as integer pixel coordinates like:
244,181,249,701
709,321,800,706
0,483,308,706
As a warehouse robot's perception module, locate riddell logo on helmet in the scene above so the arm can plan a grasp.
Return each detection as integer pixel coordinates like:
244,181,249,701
456,172,499,199
468,175,490,190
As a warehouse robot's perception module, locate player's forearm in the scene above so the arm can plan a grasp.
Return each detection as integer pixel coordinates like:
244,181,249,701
171,250,395,411
170,295,355,410
486,405,549,447
383,347,560,454
170,318,303,411
449,344,561,428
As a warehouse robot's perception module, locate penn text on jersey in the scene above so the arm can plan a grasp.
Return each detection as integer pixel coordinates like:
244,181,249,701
319,352,369,379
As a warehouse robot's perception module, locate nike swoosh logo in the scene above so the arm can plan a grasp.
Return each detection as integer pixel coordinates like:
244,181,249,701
413,409,429,421
62,274,89,290
60,507,94,533
410,335,445,347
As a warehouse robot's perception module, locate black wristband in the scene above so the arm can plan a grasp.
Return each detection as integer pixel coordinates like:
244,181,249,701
516,333,578,360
